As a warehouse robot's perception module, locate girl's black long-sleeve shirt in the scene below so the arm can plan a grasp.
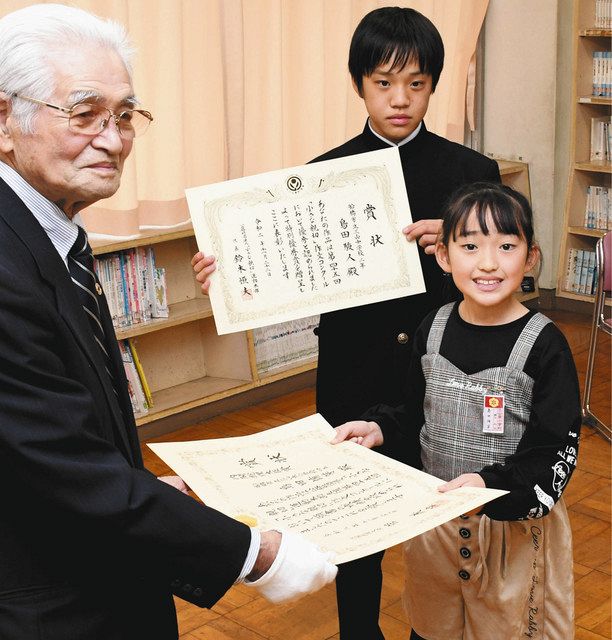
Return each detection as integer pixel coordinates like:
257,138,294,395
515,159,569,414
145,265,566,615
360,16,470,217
362,305,581,520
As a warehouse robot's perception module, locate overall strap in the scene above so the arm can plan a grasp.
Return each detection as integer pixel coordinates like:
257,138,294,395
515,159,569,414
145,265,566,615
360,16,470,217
506,312,552,370
426,302,455,354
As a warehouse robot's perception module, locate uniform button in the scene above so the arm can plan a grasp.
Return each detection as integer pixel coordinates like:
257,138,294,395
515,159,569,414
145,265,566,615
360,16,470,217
193,587,203,597
397,332,409,344
170,578,181,588
460,547,471,559
182,583,193,593
459,527,471,539
458,569,470,581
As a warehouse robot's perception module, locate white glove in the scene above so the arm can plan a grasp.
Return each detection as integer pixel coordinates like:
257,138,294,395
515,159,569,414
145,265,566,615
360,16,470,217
245,530,337,603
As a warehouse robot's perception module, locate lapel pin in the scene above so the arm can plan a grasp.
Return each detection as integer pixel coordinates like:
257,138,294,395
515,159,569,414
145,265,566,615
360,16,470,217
95,283,103,296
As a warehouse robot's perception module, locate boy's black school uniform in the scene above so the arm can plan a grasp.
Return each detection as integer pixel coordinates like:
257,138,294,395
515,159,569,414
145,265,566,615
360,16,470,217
310,120,500,639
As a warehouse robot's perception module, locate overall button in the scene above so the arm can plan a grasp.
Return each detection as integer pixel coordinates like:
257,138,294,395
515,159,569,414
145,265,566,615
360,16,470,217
397,332,409,344
460,547,471,559
458,569,470,581
459,528,471,539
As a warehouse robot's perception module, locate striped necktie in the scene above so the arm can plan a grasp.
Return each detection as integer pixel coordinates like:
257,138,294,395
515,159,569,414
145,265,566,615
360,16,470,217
68,226,118,391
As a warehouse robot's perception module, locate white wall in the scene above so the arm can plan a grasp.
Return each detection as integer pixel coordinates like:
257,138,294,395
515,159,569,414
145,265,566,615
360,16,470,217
482,0,572,289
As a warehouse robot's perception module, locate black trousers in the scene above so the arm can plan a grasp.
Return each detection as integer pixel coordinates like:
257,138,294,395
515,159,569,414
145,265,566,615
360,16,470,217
336,550,385,639
335,550,428,640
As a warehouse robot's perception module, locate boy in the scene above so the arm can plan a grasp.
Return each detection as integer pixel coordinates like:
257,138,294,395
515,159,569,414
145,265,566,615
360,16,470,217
193,7,500,639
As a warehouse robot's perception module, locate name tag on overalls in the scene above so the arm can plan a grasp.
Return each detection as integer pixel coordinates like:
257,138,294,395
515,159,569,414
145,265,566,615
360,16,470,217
482,393,505,434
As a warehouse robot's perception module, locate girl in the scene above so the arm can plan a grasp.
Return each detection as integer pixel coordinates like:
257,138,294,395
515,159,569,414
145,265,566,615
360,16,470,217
333,182,581,640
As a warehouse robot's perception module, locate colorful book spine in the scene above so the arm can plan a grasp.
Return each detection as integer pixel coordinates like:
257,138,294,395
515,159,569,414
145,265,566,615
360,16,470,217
128,338,153,408
584,185,611,231
93,246,169,329
118,339,148,417
592,51,612,98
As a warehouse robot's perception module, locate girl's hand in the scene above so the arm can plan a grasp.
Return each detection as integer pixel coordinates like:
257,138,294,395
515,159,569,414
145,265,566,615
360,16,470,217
438,473,486,492
191,251,216,294
403,219,442,255
438,473,486,516
330,421,383,449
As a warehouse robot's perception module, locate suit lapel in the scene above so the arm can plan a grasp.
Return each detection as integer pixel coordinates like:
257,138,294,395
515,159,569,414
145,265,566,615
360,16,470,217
0,179,136,464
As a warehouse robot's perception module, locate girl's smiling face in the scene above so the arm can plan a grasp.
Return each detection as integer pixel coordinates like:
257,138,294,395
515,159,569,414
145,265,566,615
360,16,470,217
435,208,539,324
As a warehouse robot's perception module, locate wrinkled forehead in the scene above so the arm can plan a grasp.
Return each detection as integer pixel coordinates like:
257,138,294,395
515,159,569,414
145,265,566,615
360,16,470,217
46,44,135,105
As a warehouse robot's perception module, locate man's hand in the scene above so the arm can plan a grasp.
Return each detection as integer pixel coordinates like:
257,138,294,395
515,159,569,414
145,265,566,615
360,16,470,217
191,251,216,295
403,219,442,255
245,530,282,582
438,473,486,517
331,420,383,449
158,475,190,495
245,530,337,603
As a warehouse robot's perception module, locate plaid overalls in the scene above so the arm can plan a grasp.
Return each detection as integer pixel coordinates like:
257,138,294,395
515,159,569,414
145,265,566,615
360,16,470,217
403,303,574,640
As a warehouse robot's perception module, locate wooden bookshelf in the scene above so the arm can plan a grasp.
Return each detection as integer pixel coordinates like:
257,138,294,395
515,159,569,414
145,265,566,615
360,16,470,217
557,0,611,302
92,227,320,426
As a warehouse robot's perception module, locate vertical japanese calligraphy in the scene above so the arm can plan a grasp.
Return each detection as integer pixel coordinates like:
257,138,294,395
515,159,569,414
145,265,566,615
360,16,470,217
186,148,425,334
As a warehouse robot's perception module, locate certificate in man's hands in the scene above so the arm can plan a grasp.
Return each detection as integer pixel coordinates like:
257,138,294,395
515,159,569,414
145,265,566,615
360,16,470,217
149,414,507,564
185,147,425,334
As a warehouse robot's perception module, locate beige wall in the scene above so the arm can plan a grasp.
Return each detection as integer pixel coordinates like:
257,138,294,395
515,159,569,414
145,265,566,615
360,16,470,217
482,0,572,289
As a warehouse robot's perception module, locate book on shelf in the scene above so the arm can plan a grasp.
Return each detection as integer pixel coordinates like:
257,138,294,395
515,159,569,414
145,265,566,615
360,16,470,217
564,248,579,292
118,339,150,418
94,246,169,330
152,267,169,318
128,338,153,408
564,248,598,296
253,315,319,375
579,250,590,294
592,51,611,98
585,251,597,295
584,185,611,230
590,116,612,163
595,0,612,29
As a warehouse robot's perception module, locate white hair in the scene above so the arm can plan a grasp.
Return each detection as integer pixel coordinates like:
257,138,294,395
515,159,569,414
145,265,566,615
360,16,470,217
0,3,134,133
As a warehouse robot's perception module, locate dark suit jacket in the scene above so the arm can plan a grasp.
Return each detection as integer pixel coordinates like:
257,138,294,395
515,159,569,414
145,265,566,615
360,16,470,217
0,178,251,640
311,122,501,437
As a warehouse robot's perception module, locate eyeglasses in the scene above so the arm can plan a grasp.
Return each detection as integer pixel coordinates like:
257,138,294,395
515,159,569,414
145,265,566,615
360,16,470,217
13,94,153,139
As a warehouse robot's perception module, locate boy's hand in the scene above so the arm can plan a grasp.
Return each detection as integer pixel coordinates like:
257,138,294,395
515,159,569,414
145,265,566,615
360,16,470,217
331,421,383,449
438,473,486,516
191,251,216,294
403,219,442,255
158,475,191,495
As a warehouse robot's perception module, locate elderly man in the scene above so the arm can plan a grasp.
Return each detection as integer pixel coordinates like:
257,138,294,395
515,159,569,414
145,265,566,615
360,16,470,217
0,4,335,639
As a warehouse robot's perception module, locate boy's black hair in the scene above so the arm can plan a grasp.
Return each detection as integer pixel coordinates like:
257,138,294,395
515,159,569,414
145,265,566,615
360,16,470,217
348,7,444,94
441,182,535,249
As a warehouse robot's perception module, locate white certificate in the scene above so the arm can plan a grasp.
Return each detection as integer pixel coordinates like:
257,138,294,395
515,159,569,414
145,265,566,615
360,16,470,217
186,147,425,334
149,414,507,564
